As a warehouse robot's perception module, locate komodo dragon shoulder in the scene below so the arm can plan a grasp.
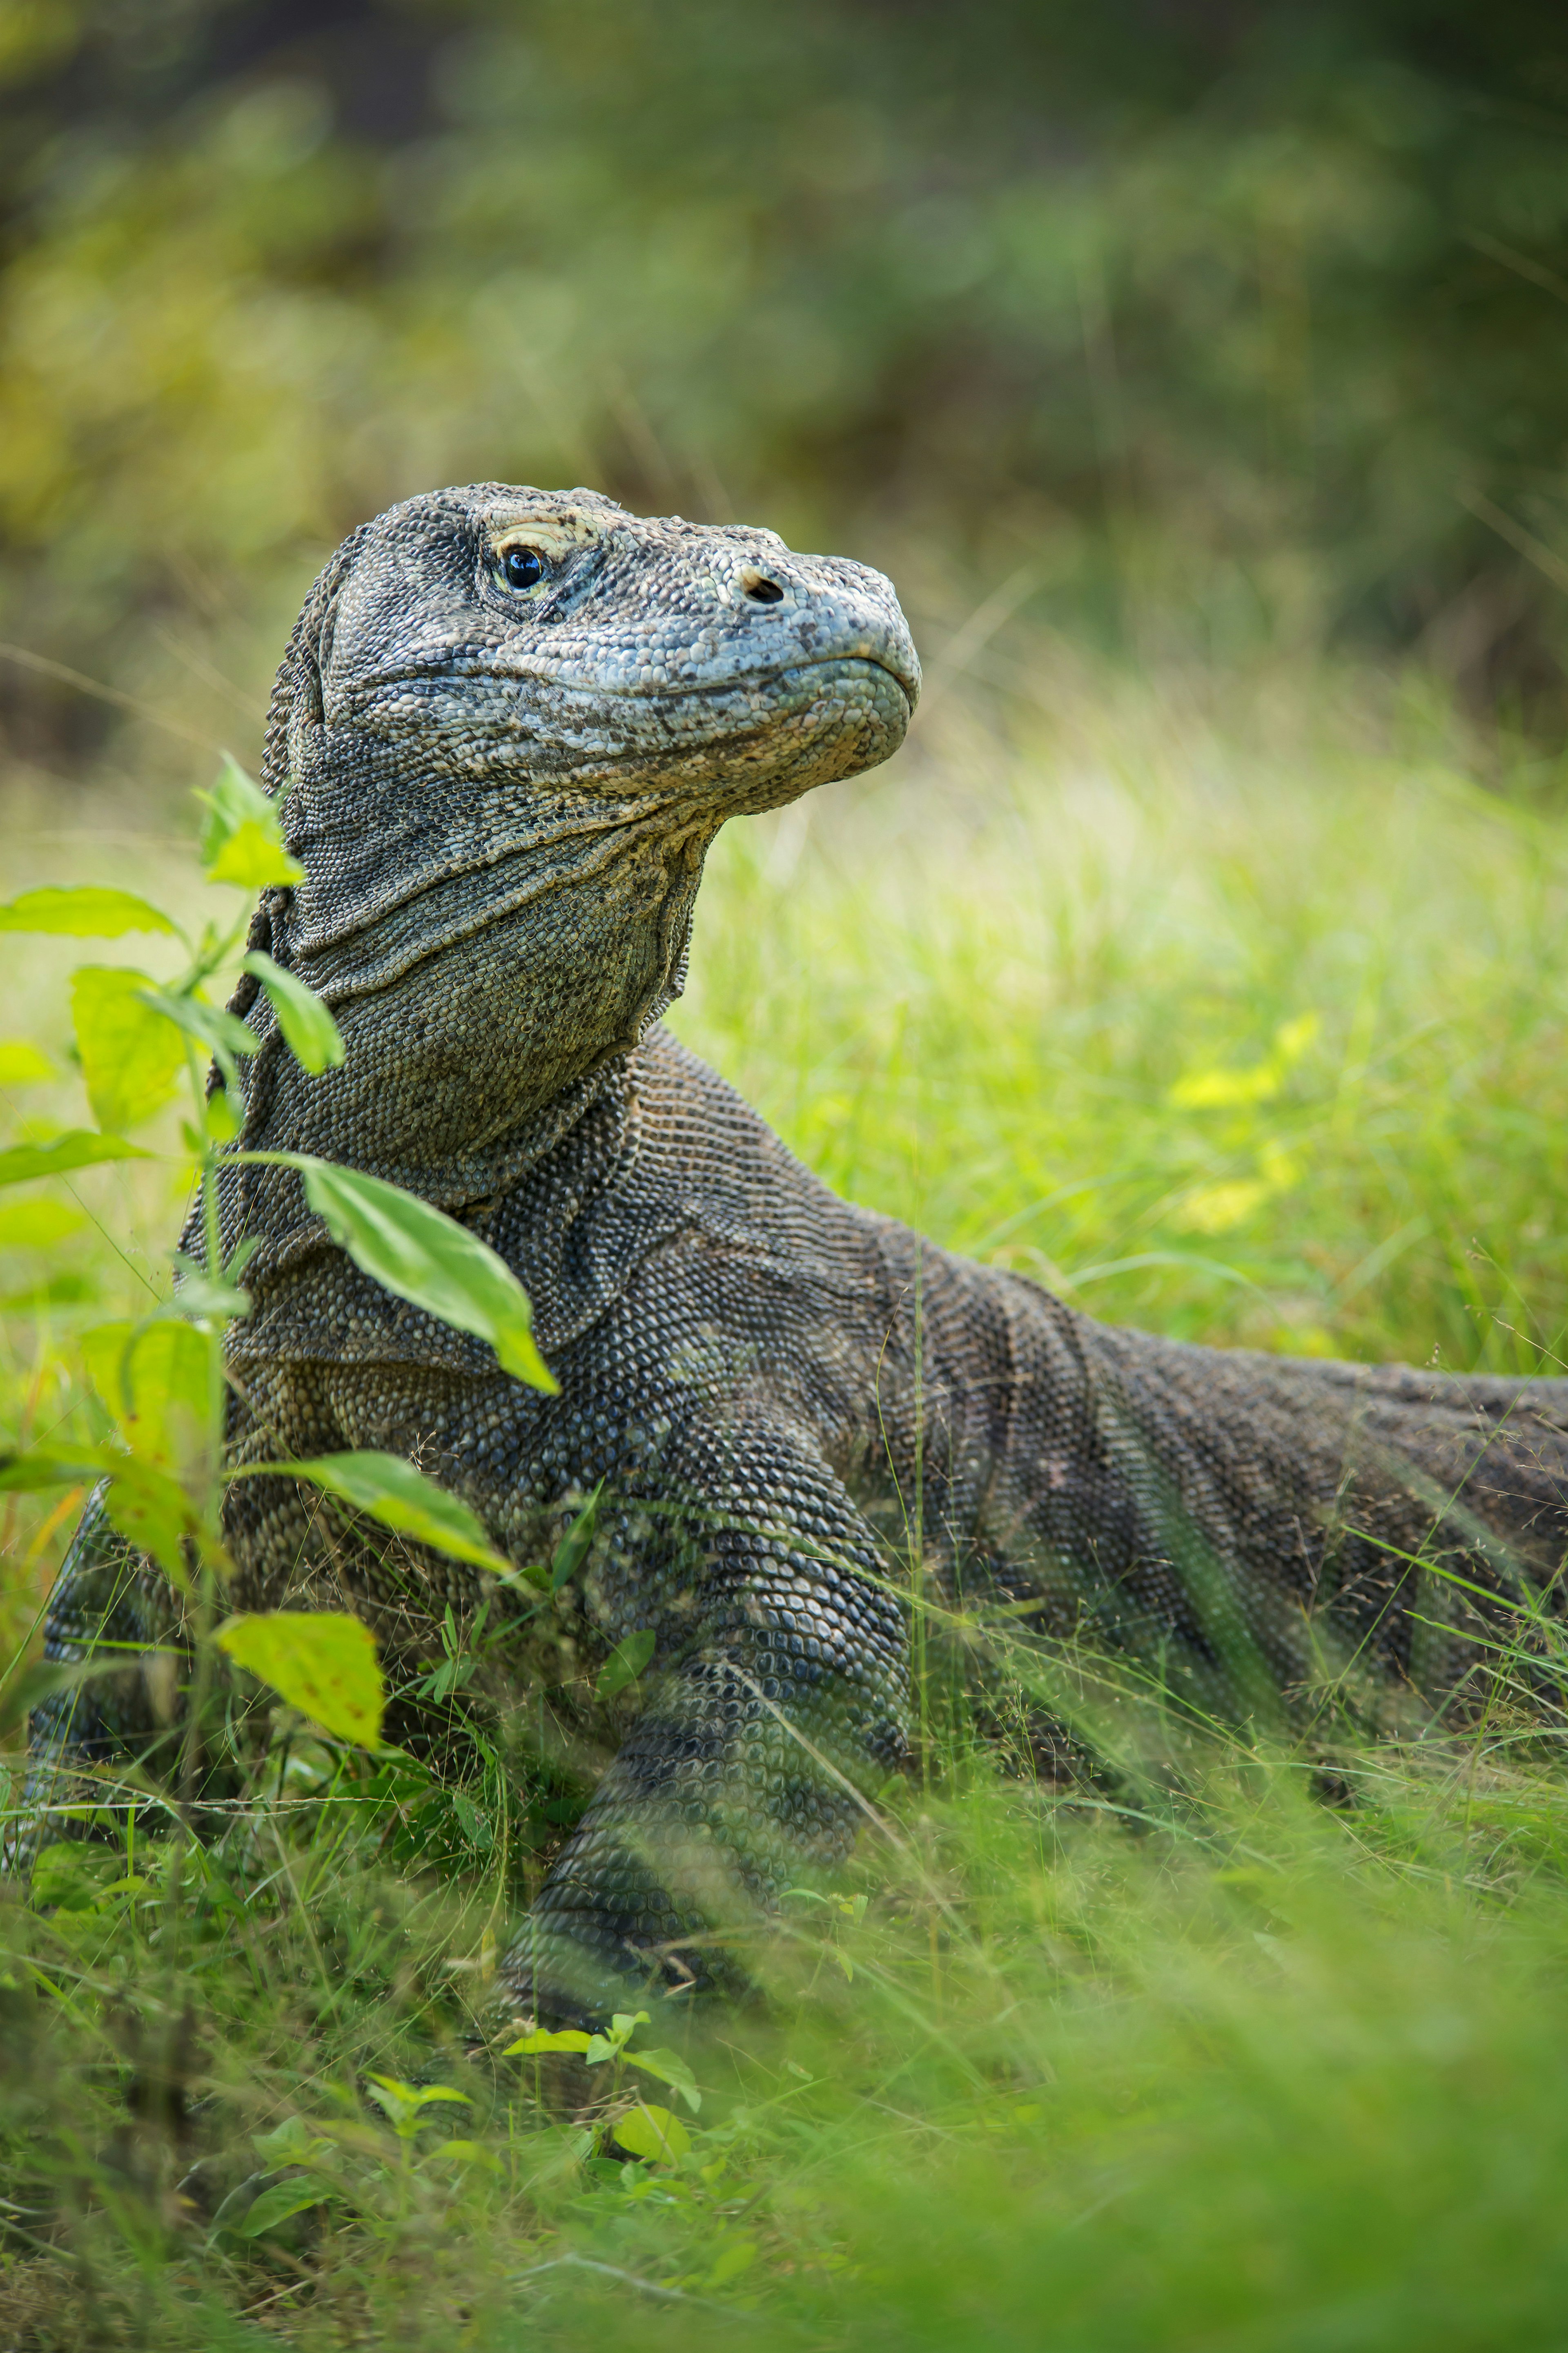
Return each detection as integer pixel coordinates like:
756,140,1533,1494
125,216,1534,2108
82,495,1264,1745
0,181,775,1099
29,484,1568,2021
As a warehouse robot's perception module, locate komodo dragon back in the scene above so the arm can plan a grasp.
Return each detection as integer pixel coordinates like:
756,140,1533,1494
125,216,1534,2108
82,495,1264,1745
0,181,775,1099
29,486,1568,2023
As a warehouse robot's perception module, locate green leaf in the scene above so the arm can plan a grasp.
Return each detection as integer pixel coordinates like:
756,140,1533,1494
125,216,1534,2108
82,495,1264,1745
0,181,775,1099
0,1042,54,1085
201,1085,241,1145
242,951,345,1075
197,756,305,887
207,821,306,889
82,1318,221,1485
232,1450,513,1576
612,2103,691,2164
215,1610,385,1746
626,2046,702,2114
253,2118,334,2168
241,1153,558,1393
0,1131,151,1187
100,1457,202,1588
137,987,258,1091
365,2077,470,2138
233,2180,327,2240
551,1480,603,1592
170,1267,252,1321
0,886,178,939
581,2010,651,2064
597,1627,656,1703
504,2027,595,2056
71,967,186,1132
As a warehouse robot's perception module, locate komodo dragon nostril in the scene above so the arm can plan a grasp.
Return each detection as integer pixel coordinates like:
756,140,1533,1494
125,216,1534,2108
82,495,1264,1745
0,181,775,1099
740,566,785,604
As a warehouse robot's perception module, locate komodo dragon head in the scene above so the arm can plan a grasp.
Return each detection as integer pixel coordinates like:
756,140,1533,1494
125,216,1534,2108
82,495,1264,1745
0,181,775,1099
236,484,919,1189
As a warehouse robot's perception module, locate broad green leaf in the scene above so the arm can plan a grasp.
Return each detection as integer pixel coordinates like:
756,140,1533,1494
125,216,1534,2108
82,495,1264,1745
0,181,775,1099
71,966,185,1132
82,1318,221,1488
626,2046,702,2114
232,1450,513,1576
612,2103,690,2164
597,1627,656,1702
0,1131,151,1187
216,1609,385,1746
241,951,345,1075
138,987,258,1090
0,1042,53,1085
551,1480,603,1591
0,886,178,939
0,1198,84,1248
233,2181,327,2240
242,1153,558,1393
504,2027,595,2056
197,756,304,887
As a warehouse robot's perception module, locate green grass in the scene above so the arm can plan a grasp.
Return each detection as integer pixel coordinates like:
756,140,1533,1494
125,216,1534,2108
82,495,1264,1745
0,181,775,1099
4,646,1568,2348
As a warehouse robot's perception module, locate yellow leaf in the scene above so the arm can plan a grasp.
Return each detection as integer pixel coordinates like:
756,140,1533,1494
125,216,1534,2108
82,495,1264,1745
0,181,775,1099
1168,1064,1278,1110
1174,1179,1270,1235
216,1610,385,1746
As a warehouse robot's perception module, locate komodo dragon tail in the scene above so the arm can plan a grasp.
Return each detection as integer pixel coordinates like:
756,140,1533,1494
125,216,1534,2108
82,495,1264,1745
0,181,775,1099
976,1292,1568,1726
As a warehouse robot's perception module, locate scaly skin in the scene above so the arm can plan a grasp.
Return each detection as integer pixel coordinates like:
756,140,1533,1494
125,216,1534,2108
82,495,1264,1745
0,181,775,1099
31,485,1568,2021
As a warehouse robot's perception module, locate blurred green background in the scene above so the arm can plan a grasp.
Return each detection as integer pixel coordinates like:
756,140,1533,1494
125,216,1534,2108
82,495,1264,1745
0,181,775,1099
4,0,1568,779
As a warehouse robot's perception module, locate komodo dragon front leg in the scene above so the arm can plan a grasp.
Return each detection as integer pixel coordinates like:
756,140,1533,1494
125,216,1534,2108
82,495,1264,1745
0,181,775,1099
521,1415,908,2018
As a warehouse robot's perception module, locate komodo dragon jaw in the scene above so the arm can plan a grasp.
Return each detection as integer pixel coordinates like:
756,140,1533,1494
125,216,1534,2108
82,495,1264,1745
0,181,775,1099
28,487,1568,2031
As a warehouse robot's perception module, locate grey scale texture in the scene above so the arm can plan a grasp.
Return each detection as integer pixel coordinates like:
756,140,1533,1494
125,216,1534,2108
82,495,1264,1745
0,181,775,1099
30,485,1568,2022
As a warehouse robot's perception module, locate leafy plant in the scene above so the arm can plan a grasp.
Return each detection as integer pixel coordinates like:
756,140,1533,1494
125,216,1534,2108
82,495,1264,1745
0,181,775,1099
0,760,557,1755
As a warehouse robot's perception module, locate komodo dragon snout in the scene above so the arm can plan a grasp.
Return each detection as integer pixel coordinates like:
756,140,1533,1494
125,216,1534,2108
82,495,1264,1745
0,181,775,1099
28,484,1568,2030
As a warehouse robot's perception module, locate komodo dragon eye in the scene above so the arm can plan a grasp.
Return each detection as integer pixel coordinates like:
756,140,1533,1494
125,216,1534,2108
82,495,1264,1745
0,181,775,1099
501,545,546,590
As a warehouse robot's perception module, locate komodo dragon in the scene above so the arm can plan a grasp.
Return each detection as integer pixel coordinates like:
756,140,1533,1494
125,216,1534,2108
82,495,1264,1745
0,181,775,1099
29,485,1568,2020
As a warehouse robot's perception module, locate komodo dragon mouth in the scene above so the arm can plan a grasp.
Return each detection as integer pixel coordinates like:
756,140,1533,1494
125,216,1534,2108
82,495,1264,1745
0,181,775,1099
27,483,1568,2030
